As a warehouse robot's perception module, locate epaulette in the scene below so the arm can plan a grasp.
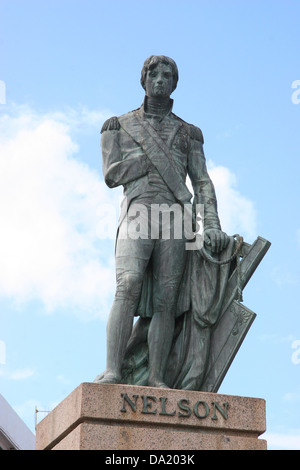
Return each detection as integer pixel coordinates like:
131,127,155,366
101,116,120,133
188,124,204,144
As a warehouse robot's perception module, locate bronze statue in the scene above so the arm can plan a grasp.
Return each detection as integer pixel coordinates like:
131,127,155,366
94,56,270,391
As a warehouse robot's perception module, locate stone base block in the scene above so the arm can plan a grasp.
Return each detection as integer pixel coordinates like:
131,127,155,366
36,383,267,450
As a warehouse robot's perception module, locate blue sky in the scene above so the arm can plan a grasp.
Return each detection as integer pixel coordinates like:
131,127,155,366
0,0,299,450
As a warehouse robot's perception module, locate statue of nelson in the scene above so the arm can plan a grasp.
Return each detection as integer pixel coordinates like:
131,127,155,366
94,55,229,389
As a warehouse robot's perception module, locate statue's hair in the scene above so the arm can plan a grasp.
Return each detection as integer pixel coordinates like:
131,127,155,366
140,55,179,93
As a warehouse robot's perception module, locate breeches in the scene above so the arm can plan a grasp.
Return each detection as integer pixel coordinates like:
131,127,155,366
114,216,187,316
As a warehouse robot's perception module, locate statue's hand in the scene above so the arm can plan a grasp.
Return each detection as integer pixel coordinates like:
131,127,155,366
204,229,229,253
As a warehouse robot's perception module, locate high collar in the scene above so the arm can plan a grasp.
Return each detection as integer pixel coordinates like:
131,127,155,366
141,96,174,117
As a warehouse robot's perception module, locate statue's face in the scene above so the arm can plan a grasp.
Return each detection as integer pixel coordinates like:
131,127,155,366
144,62,174,99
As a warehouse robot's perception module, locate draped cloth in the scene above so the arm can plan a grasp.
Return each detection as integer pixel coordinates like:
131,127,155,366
120,236,237,391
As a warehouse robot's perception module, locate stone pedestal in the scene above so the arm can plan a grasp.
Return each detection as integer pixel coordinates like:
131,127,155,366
36,383,267,450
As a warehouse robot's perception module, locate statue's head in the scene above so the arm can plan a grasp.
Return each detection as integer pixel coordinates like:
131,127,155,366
140,55,179,96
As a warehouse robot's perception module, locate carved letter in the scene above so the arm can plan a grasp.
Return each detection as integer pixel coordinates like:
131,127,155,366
193,401,210,419
211,401,229,420
141,395,157,414
159,397,176,416
120,393,138,413
178,399,191,418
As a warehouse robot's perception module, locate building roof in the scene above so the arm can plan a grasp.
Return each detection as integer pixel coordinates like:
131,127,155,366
0,394,35,450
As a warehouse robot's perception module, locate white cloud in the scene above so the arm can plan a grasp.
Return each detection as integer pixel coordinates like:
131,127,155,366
0,104,258,320
271,265,300,287
56,374,71,385
0,367,35,380
0,105,120,320
0,102,110,137
207,162,257,242
10,368,35,380
42,104,111,133
258,333,296,344
265,431,300,450
283,392,300,402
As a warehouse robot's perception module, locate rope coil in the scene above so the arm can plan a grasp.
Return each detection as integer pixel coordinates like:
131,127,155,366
200,234,244,302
